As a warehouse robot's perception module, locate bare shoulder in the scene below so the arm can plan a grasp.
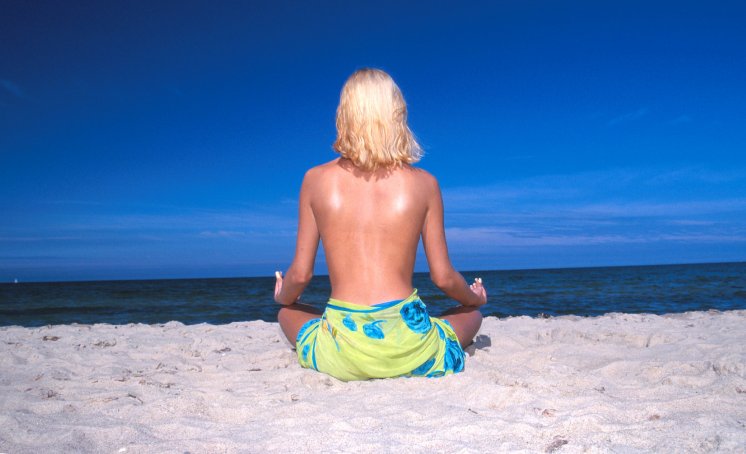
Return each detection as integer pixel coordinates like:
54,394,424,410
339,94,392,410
303,158,340,184
317,158,342,171
409,166,440,193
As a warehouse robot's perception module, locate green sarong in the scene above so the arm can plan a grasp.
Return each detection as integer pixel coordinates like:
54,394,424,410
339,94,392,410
295,289,465,381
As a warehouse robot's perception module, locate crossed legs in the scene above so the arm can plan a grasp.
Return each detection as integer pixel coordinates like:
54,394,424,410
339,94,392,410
278,302,482,351
438,305,483,349
277,303,323,346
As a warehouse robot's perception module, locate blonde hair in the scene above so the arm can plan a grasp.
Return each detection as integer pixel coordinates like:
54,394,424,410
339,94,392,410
333,68,423,171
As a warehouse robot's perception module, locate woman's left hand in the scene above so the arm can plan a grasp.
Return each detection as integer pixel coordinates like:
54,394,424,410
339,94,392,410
274,271,284,304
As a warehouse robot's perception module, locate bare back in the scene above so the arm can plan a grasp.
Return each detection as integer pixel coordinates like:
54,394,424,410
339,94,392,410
275,68,485,351
305,158,435,305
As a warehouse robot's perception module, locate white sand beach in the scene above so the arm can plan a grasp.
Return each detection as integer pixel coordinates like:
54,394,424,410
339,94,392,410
1,311,745,453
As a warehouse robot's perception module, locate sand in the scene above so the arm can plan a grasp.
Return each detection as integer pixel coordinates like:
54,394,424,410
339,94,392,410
1,311,745,453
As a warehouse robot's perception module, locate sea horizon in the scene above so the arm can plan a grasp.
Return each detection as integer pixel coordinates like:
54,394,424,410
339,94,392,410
2,261,744,327
3,259,743,285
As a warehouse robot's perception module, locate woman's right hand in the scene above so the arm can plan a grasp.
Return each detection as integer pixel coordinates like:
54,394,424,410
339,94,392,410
469,277,487,307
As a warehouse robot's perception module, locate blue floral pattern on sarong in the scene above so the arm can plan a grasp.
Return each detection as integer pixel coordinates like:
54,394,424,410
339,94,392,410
296,318,317,344
443,339,464,372
400,299,432,334
411,357,435,376
295,290,467,381
342,313,357,331
362,320,385,339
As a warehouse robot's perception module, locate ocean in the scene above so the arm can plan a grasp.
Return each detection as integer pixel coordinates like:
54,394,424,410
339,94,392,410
1,262,744,327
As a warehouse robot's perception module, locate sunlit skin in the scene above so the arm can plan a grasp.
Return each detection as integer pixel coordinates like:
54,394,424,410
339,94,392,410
274,157,486,348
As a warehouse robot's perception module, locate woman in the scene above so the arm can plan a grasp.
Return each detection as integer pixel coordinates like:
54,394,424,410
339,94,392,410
274,68,486,381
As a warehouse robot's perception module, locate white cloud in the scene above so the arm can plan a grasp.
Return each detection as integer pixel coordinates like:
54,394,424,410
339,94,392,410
608,107,649,126
668,220,716,226
438,166,746,251
0,79,23,98
567,199,746,218
1,203,300,247
199,230,248,239
669,115,693,125
446,226,746,248
58,208,297,233
443,167,746,213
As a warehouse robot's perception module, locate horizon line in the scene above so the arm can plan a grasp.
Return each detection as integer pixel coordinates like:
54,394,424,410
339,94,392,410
3,260,743,285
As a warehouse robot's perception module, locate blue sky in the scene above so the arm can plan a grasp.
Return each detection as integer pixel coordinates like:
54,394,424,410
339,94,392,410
1,1,745,282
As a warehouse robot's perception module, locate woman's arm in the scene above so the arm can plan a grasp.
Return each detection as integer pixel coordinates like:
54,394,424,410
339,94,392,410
275,170,320,305
421,176,487,307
